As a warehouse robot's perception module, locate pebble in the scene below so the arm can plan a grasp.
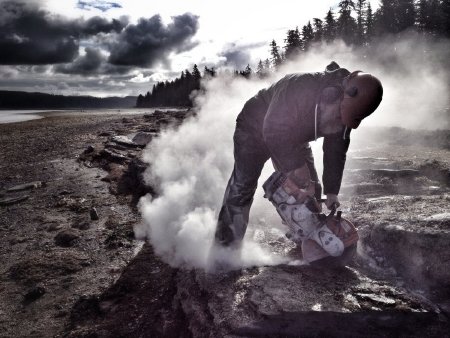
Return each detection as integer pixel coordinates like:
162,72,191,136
23,286,46,304
7,181,42,192
54,229,80,247
90,207,99,220
0,195,30,206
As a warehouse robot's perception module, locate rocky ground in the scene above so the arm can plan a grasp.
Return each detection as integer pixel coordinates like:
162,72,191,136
0,111,449,337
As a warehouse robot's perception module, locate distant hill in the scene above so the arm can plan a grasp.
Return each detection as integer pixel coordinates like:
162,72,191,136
0,91,137,109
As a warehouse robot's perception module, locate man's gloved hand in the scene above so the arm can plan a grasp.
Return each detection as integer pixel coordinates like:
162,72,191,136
286,164,315,203
325,193,340,210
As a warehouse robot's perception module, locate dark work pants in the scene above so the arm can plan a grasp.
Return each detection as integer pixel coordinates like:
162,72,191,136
214,122,320,247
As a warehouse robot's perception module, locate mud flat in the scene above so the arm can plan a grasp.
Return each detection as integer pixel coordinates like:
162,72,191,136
1,115,449,337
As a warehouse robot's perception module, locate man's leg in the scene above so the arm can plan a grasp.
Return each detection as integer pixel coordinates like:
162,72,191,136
214,129,269,246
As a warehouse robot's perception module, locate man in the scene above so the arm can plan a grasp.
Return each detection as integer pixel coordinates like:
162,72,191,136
214,61,383,249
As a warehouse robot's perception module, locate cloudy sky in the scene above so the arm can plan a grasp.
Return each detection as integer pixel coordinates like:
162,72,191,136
0,0,379,97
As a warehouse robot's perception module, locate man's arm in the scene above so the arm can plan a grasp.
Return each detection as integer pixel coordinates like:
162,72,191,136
322,131,351,206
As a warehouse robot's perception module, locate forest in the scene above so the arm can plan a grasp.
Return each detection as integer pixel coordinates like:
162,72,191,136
136,0,450,108
0,91,137,109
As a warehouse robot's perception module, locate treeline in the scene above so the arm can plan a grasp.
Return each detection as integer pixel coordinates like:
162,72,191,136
264,0,450,71
0,91,137,109
137,0,450,108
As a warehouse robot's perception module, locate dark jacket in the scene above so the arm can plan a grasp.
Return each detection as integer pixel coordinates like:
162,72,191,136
236,67,351,195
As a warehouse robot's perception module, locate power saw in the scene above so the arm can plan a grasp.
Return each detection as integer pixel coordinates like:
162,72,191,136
263,171,358,264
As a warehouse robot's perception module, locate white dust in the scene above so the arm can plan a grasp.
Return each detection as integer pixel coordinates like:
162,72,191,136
136,35,449,271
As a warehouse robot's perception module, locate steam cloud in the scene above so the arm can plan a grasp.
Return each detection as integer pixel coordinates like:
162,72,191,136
136,34,449,271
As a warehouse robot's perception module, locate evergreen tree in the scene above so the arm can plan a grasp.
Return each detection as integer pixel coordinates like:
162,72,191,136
240,64,252,78
269,39,282,68
264,58,271,70
374,0,397,35
366,3,374,40
284,27,303,59
337,0,357,44
324,8,337,42
256,59,266,78
427,0,441,34
136,94,144,107
397,0,415,32
442,0,450,37
302,21,314,50
204,66,216,77
355,0,366,45
192,64,201,90
313,18,324,42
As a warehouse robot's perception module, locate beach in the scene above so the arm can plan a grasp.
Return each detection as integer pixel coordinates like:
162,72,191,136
0,111,449,337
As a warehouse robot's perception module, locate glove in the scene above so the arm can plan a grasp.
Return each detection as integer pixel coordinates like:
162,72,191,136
325,193,340,210
286,164,315,203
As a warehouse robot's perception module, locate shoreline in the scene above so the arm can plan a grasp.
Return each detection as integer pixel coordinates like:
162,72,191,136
0,107,188,125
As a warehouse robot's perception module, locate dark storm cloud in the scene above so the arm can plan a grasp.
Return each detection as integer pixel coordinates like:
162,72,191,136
0,1,127,65
219,42,266,69
82,16,128,35
54,47,103,75
77,0,122,12
108,13,199,67
54,48,133,76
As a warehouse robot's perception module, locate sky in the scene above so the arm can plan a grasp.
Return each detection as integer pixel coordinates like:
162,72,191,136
0,0,379,97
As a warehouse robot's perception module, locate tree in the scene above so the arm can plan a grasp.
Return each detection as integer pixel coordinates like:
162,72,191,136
256,59,266,78
397,0,415,32
264,58,271,70
302,21,314,50
337,0,357,44
284,27,303,59
442,0,450,37
416,0,440,34
204,66,216,78
270,39,282,68
240,64,252,78
355,0,366,45
374,0,397,35
324,8,337,42
366,2,374,41
313,18,324,42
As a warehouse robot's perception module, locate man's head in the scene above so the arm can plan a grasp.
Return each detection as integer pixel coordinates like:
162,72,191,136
318,71,383,133
340,71,383,129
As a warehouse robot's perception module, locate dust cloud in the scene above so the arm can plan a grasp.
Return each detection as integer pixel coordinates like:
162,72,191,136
136,34,449,271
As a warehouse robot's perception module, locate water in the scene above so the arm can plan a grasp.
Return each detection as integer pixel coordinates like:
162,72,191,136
0,108,179,124
0,110,45,124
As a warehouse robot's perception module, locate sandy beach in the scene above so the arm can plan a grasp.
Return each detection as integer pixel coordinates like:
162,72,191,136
0,111,189,337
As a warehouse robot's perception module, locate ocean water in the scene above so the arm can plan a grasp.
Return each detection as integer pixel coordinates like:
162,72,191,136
0,110,45,124
0,108,174,124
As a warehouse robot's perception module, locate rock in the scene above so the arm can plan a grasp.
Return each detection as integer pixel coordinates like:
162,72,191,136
99,131,113,137
47,223,63,232
101,163,125,183
104,142,128,151
355,293,396,306
23,286,46,304
83,145,95,154
7,181,42,192
132,132,153,147
111,135,139,148
55,229,80,247
99,149,128,164
116,158,152,204
122,117,134,124
72,221,90,230
90,207,99,221
0,195,29,206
